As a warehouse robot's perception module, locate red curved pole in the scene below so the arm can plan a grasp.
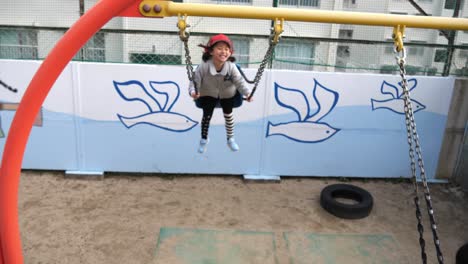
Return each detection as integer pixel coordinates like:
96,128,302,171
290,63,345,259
0,0,138,263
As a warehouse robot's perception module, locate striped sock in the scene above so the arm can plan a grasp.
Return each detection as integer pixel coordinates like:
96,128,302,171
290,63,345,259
224,112,234,140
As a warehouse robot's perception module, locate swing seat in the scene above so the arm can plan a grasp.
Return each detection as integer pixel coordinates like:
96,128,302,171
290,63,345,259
194,91,244,109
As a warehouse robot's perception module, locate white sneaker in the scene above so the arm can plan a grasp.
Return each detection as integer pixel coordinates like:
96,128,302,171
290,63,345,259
227,138,239,152
198,138,209,153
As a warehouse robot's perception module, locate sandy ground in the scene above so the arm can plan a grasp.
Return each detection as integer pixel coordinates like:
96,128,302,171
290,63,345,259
16,170,468,264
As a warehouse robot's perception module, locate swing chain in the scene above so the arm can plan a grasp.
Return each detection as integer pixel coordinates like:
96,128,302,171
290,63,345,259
248,38,276,100
178,16,282,99
178,14,198,94
248,19,283,100
181,34,198,94
395,47,444,264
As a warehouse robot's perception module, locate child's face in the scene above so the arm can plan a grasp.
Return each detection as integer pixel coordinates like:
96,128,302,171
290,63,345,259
210,42,231,64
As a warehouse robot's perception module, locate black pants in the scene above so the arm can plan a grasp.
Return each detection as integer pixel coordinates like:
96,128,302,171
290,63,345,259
198,96,235,140
199,96,234,116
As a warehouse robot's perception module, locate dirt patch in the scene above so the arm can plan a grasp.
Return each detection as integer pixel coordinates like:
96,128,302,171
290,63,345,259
17,170,468,264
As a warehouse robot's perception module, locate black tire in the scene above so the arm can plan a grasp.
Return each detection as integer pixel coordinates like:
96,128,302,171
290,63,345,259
457,242,468,264
320,183,373,219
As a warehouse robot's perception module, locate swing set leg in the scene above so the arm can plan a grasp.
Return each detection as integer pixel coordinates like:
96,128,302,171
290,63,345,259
0,1,139,263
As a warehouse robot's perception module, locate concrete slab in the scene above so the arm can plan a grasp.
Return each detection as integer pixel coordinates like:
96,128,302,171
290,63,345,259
153,227,277,264
284,232,408,264
153,227,408,264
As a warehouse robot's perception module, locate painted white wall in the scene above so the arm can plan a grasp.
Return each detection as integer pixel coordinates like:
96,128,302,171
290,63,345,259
0,60,454,179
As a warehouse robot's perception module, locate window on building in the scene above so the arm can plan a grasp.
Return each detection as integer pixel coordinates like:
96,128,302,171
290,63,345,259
337,46,350,58
408,41,425,56
385,45,395,54
274,39,315,71
74,32,106,62
339,29,353,39
212,0,251,4
434,49,447,63
279,0,319,8
444,0,456,9
458,46,468,58
130,53,182,65
336,45,350,72
384,40,395,54
343,0,356,8
231,38,250,67
0,29,38,59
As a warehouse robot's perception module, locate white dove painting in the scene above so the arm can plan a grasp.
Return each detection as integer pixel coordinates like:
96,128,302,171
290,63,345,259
266,79,340,143
114,80,198,132
371,78,426,115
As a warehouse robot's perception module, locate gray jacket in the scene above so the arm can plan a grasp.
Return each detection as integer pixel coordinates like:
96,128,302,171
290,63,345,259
188,60,251,99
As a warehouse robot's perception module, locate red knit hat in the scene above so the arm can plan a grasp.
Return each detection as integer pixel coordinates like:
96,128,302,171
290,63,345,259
202,34,234,54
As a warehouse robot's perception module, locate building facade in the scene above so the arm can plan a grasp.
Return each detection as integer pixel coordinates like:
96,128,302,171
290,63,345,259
0,0,467,75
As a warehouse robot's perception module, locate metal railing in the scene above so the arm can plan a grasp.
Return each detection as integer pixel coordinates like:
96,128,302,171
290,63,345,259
1,25,467,77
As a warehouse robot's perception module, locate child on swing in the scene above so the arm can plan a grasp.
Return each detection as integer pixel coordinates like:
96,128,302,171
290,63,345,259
188,34,253,153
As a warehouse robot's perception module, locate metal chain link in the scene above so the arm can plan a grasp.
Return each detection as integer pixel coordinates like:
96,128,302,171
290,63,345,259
181,34,198,94
395,48,444,264
247,33,278,100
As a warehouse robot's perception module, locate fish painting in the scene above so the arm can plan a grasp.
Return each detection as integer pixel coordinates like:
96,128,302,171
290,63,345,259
117,112,197,132
114,80,198,132
371,79,426,114
266,79,340,143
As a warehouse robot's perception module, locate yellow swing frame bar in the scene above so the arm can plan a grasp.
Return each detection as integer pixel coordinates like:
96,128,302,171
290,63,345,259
140,0,468,31
142,0,468,52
